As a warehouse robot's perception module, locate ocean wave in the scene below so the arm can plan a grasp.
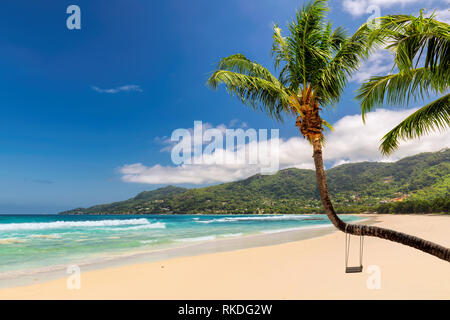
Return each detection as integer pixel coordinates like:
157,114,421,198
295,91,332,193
140,239,156,244
175,235,216,242
220,233,243,238
260,224,331,234
196,215,311,224
110,222,166,231
0,218,152,231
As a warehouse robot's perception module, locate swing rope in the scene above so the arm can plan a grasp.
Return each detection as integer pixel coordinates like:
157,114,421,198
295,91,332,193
344,224,364,273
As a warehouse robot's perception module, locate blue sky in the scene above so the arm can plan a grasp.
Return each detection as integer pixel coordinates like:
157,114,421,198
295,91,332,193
0,0,448,213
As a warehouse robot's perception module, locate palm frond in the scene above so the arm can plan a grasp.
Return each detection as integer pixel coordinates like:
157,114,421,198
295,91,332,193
330,26,347,52
367,13,450,77
357,67,447,120
273,0,332,90
380,93,450,154
272,25,296,87
318,23,371,106
207,70,293,121
216,54,280,84
322,119,334,132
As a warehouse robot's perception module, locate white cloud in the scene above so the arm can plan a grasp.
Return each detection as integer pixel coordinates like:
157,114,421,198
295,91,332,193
342,0,450,17
91,84,143,94
342,0,422,16
352,49,394,83
118,109,450,185
120,138,313,185
322,108,449,163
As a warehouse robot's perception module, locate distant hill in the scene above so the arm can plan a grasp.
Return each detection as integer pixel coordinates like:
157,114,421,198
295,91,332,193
60,149,450,215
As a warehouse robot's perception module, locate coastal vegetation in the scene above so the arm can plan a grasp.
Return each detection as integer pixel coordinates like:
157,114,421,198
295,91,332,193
61,149,449,215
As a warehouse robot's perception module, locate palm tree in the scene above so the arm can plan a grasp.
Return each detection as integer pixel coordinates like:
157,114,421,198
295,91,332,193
357,11,449,155
208,0,450,261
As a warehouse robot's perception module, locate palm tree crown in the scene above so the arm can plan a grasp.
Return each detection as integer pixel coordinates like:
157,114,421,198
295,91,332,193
207,0,369,141
356,11,450,154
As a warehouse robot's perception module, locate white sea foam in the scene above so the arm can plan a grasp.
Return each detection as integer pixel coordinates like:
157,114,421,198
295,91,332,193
110,222,166,231
196,215,312,224
260,224,332,234
221,233,243,238
175,235,216,242
0,218,152,231
140,239,156,244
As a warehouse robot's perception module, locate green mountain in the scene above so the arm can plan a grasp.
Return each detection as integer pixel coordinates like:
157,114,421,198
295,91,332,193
60,149,450,215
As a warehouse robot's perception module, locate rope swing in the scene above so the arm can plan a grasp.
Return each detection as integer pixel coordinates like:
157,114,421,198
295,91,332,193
345,224,364,273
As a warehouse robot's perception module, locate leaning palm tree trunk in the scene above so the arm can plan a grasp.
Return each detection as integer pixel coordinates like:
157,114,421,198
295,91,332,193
312,137,450,262
208,0,450,263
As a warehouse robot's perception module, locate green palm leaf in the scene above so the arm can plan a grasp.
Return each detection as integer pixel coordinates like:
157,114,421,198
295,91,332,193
381,94,450,154
357,67,447,120
358,12,450,153
207,69,293,121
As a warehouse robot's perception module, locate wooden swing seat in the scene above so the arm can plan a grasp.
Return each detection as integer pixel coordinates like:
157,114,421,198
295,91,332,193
345,265,363,273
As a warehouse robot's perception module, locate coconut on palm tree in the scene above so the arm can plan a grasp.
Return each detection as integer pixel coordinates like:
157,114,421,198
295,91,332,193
207,0,450,261
357,10,449,155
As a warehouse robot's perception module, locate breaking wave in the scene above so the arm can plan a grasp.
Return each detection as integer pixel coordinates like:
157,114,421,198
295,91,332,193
0,218,153,231
196,215,312,224
175,235,216,242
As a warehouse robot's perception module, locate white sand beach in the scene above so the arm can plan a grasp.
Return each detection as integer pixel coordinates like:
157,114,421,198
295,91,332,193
0,214,449,300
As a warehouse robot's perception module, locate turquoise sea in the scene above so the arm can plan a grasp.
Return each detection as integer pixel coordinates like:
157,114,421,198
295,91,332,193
0,214,362,276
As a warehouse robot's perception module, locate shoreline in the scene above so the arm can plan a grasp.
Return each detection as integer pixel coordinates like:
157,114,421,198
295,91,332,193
0,217,371,289
1,214,449,299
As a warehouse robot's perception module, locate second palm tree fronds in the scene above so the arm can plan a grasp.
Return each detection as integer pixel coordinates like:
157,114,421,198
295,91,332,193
357,11,450,155
208,0,450,262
